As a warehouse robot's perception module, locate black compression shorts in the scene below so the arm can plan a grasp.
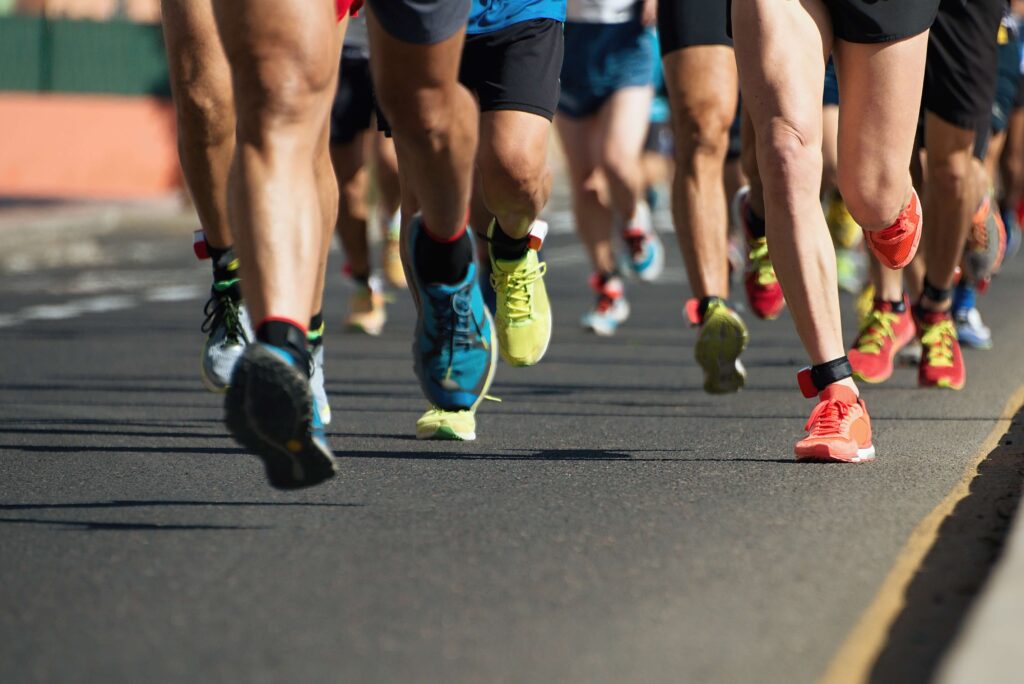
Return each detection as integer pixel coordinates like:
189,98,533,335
658,0,731,56
727,0,939,44
460,18,563,120
329,51,374,146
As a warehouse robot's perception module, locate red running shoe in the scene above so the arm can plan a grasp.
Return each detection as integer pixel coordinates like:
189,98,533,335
863,189,922,270
917,309,966,390
733,187,785,320
795,384,875,463
848,297,916,384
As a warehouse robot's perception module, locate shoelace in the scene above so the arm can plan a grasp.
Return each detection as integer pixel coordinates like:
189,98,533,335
921,318,957,368
854,310,899,354
490,262,547,322
428,288,486,374
804,398,853,436
201,280,247,345
747,239,778,285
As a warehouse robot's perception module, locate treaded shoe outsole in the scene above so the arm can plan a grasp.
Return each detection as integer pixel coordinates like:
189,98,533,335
225,346,337,490
695,312,749,394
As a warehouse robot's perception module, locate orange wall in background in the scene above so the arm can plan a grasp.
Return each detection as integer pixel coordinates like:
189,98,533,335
0,93,180,199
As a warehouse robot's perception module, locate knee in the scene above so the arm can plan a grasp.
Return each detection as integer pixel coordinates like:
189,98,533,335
756,117,821,196
480,148,549,212
174,70,234,147
671,98,732,169
838,165,916,230
377,86,456,144
232,48,336,133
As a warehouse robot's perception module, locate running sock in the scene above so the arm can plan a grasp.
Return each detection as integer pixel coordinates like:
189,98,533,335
746,204,767,240
873,296,907,313
308,312,324,343
415,223,472,285
952,283,975,312
350,272,371,290
256,318,310,374
697,296,723,322
798,356,854,398
918,278,953,312
490,220,530,261
208,245,239,285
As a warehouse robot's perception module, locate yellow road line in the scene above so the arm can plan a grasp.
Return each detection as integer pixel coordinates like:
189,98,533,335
819,385,1024,684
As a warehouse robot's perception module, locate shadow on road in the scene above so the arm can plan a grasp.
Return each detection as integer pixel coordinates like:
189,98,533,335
868,406,1024,683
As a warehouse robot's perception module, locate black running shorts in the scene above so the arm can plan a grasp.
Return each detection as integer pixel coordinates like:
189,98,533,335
727,0,938,44
366,0,471,45
460,19,563,120
923,0,1003,132
329,52,374,146
658,0,731,57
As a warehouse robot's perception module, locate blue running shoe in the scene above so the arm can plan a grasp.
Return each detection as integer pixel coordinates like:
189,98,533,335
407,216,497,411
225,342,337,489
954,307,992,350
620,201,664,282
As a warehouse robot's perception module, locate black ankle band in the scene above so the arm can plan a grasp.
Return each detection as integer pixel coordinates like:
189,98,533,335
811,357,852,389
799,356,853,397
922,279,952,304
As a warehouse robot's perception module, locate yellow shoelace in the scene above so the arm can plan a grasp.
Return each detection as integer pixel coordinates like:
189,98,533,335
855,310,899,354
921,318,957,368
490,262,547,322
748,240,778,286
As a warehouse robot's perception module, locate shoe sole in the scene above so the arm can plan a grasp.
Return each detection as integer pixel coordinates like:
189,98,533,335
795,444,876,463
225,346,337,490
346,321,384,336
416,425,477,441
695,312,749,394
920,378,966,390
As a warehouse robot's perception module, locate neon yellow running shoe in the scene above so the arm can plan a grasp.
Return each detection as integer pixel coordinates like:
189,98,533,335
855,283,876,328
488,219,552,367
416,406,477,441
825,191,863,250
689,297,749,394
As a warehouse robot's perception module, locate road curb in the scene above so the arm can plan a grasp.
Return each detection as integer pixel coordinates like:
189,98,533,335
936,408,1024,684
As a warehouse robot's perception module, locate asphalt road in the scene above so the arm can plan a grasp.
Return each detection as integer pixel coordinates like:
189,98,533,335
1,210,1023,683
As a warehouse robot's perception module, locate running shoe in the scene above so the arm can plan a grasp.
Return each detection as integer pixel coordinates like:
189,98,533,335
488,219,552,366
855,283,876,327
581,273,630,336
416,406,477,441
962,194,1006,289
200,277,252,393
345,277,386,336
621,202,664,282
733,186,785,320
1002,205,1021,261
687,297,748,394
917,310,966,390
383,211,407,289
848,298,915,384
308,335,331,425
825,191,863,249
795,384,875,463
863,189,921,270
835,249,863,295
954,307,992,350
225,342,337,489
407,216,497,411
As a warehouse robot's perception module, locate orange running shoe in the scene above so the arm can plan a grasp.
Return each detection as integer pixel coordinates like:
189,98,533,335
795,384,875,463
863,189,922,270
733,187,785,320
848,297,916,384
917,309,966,390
